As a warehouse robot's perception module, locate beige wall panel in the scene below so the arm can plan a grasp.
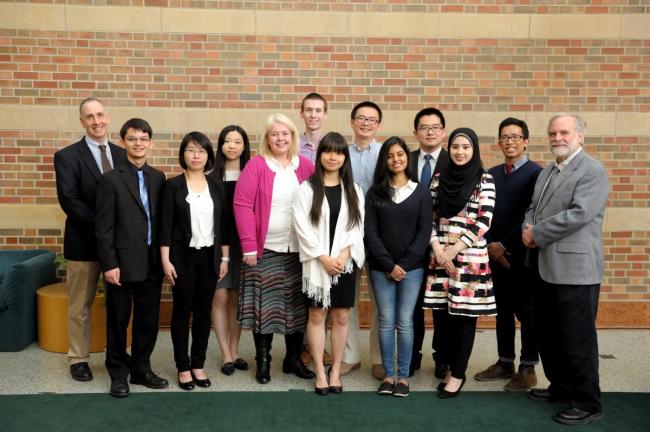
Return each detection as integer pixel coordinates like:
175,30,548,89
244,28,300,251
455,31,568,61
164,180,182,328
0,205,65,229
615,113,650,137
348,13,439,38
0,106,70,130
604,208,650,232
66,6,161,32
530,14,619,39
0,4,65,31
525,112,616,137
163,9,254,34
621,14,650,39
257,11,347,36
445,112,512,136
439,13,529,39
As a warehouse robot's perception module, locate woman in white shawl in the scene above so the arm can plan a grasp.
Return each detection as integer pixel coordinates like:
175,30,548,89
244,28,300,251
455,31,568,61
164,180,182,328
293,132,365,395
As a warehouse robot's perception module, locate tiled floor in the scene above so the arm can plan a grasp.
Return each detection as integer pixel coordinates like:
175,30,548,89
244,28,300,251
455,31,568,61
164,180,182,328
0,329,648,395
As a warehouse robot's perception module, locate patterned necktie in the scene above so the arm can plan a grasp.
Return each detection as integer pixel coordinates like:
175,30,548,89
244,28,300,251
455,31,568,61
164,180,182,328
137,170,152,245
420,154,433,185
98,144,112,174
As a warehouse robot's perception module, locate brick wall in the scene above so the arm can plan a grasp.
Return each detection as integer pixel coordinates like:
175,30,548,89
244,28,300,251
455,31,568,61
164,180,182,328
0,1,648,327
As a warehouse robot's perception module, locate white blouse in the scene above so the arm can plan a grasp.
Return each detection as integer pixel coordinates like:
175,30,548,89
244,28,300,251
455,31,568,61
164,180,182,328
391,180,418,204
186,184,214,249
264,156,300,253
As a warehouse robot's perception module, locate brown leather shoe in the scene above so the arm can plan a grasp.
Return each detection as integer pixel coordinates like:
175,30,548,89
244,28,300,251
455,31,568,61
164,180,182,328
474,361,515,381
300,346,312,366
371,364,385,381
339,361,361,376
504,366,537,391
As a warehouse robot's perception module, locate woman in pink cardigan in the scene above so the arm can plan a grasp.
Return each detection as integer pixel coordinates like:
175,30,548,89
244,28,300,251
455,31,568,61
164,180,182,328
233,113,315,384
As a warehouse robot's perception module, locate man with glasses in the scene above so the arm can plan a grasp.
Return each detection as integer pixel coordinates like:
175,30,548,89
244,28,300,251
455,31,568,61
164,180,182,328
96,118,168,397
408,108,451,379
54,98,126,382
344,101,383,379
474,118,542,391
523,113,607,425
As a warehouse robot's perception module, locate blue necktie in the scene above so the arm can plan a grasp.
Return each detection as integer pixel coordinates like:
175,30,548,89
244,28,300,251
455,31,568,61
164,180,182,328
137,170,152,245
420,154,433,185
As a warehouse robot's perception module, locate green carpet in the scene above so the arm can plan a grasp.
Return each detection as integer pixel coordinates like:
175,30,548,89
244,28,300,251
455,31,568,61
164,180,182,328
2,392,648,432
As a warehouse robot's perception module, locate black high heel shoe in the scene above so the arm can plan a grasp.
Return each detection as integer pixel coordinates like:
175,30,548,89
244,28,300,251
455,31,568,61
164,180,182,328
327,367,343,394
439,377,466,399
314,373,329,396
178,372,195,391
190,370,211,388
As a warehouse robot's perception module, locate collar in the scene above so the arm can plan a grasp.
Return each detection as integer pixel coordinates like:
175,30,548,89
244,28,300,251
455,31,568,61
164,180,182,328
392,179,418,192
419,146,442,162
555,147,582,172
506,154,529,172
266,155,299,172
351,140,379,153
85,136,109,148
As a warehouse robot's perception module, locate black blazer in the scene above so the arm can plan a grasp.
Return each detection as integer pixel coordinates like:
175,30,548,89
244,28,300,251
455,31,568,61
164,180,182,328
95,161,166,282
408,148,449,186
54,138,126,261
159,174,229,275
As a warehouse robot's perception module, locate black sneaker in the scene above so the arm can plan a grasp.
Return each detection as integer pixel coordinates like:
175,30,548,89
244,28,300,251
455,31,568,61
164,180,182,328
393,382,410,397
377,381,394,395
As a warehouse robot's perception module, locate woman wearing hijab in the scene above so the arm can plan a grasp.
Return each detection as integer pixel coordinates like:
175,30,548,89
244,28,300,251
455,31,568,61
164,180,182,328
423,127,497,398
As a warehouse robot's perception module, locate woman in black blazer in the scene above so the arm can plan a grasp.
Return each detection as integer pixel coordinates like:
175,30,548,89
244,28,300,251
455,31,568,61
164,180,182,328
160,131,229,390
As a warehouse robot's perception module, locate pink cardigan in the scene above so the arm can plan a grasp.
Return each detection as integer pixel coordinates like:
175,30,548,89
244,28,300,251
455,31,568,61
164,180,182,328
233,155,314,258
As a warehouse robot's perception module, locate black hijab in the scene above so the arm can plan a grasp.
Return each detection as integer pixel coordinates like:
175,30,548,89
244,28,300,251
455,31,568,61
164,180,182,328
437,127,484,219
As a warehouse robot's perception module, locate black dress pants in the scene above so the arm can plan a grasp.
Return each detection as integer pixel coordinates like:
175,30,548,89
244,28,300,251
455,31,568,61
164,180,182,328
412,285,450,366
105,248,162,381
170,247,218,372
492,263,538,364
533,278,602,412
447,314,477,379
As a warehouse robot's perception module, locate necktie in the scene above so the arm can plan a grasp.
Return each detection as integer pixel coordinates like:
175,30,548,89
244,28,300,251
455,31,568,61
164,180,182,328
98,144,112,174
420,154,433,185
505,163,513,175
137,170,152,245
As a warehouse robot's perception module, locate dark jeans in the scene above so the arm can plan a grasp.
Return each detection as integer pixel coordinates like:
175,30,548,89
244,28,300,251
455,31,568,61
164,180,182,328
492,263,538,365
170,247,217,372
447,314,477,379
533,277,602,412
105,248,162,381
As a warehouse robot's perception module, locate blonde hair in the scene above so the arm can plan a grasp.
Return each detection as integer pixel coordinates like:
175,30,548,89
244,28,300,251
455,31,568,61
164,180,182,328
259,113,300,160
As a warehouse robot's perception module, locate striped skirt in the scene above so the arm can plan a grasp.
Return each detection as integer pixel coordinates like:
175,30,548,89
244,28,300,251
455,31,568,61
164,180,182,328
238,249,307,334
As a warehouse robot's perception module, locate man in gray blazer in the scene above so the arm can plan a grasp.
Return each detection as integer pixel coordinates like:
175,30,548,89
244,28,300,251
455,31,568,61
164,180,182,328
522,113,608,426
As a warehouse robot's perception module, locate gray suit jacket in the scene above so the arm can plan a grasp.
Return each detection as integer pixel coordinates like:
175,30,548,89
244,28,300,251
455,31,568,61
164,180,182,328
524,150,608,285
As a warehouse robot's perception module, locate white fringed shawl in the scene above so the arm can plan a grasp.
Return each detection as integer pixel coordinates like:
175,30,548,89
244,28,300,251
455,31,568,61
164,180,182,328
292,181,365,309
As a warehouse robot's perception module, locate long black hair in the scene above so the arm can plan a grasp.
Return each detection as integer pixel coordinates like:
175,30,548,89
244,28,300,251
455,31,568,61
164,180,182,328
308,132,362,230
368,136,418,208
212,125,251,180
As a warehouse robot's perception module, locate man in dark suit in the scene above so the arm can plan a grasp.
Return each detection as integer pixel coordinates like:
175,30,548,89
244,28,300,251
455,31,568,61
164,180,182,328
54,98,126,382
408,107,450,378
95,118,168,397
523,113,608,425
474,118,541,391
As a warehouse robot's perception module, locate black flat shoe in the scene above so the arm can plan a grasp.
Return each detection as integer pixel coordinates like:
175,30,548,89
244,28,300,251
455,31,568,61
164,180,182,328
178,373,195,391
110,379,129,398
282,360,315,379
70,362,93,382
130,372,169,389
327,367,342,394
190,370,211,388
234,358,249,370
221,362,235,375
440,377,466,399
553,407,603,425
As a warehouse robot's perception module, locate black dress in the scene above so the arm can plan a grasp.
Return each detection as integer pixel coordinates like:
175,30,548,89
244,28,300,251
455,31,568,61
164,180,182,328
307,185,356,309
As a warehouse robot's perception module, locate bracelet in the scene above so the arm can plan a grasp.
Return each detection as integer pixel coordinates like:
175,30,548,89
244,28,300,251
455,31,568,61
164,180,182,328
221,257,230,262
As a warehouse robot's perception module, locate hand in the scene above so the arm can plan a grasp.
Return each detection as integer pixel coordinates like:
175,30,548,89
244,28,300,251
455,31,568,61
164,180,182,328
487,242,506,261
218,260,229,282
162,261,177,286
319,255,344,276
335,248,350,269
522,224,537,248
104,268,121,286
388,265,406,281
495,255,511,269
438,247,457,276
243,254,257,267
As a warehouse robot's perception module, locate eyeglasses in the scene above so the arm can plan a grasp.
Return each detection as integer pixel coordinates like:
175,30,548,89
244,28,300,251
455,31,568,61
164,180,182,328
417,124,444,133
124,137,150,144
354,115,379,126
498,134,524,144
184,148,207,155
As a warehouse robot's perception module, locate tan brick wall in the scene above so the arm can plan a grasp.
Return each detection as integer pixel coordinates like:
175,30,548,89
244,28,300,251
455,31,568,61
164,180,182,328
0,1,648,326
